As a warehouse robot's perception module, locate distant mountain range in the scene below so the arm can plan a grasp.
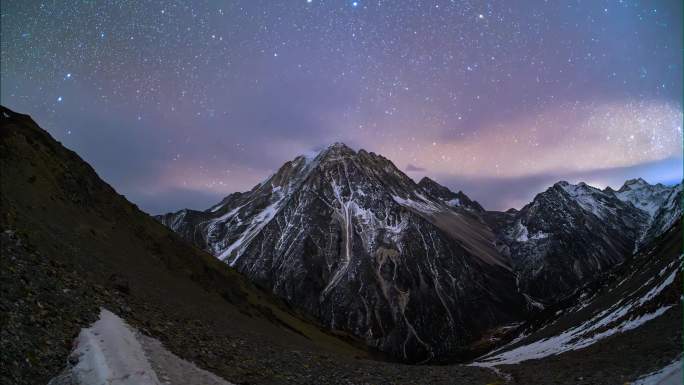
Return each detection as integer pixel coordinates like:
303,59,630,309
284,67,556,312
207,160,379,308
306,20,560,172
158,141,682,362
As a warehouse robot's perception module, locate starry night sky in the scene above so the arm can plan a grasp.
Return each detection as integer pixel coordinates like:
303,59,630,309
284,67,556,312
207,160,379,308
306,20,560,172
1,1,682,212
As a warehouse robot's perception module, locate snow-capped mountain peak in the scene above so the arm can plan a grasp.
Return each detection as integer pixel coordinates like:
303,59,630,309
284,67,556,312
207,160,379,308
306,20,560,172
614,178,673,218
158,143,524,361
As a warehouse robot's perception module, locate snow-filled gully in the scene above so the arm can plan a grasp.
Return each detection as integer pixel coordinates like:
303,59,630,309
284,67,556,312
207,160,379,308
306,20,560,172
321,166,355,299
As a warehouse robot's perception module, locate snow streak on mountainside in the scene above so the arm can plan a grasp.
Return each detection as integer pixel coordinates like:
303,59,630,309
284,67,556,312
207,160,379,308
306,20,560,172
158,142,681,362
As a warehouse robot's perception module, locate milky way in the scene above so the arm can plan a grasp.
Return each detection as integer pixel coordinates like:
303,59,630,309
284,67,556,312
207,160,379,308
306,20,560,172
1,1,681,212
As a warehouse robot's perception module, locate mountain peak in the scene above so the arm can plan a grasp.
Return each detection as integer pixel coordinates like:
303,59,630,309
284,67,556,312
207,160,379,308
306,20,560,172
614,178,674,219
552,180,597,195
620,177,649,191
296,142,356,163
329,141,352,149
325,142,355,153
418,177,485,212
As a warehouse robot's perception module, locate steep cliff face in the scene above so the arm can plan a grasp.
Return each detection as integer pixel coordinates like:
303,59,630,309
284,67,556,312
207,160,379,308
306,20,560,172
159,143,525,361
489,179,681,305
490,182,649,304
621,181,682,246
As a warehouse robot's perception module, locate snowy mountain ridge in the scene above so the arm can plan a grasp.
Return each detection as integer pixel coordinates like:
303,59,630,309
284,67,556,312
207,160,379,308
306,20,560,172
614,178,673,218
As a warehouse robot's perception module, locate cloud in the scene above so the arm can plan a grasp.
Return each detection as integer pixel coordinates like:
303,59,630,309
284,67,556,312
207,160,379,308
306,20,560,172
368,100,682,179
405,163,426,172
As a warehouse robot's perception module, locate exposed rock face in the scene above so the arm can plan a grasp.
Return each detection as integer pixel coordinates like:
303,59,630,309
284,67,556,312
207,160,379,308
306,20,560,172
490,179,681,305
614,178,673,219
158,142,681,361
159,143,525,361
617,180,682,246
490,182,649,304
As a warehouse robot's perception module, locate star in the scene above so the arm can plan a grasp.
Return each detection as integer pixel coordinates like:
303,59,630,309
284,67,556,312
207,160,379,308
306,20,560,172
0,0,680,212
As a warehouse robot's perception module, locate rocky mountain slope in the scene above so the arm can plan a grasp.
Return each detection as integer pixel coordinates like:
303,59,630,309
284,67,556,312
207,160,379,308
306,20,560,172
490,181,645,304
639,182,683,244
474,221,682,385
489,178,681,306
159,141,681,363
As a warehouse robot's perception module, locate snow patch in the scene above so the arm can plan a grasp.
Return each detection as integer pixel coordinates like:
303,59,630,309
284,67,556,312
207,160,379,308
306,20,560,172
446,198,461,207
510,222,549,242
56,309,160,385
219,195,285,266
209,203,225,213
633,357,683,385
474,305,672,366
49,309,234,385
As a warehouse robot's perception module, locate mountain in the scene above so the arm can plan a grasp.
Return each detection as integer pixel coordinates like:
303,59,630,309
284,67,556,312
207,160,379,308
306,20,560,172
490,181,649,304
159,143,526,362
640,183,682,244
160,140,682,363
1,106,509,384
